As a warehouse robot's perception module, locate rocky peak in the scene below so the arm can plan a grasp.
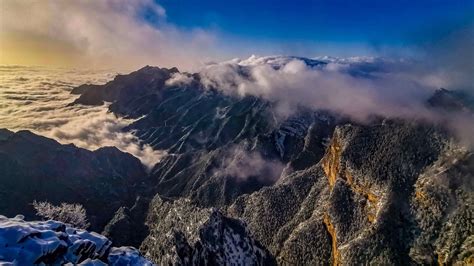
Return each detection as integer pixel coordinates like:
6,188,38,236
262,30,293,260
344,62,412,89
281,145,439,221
428,88,473,113
139,196,275,265
71,65,179,117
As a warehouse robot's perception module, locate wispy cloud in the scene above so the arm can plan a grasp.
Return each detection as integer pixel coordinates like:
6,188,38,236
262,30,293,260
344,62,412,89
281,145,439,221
213,145,285,183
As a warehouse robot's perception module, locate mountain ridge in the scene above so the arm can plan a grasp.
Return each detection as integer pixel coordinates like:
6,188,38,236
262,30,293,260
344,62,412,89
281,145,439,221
0,128,148,231
1,59,472,264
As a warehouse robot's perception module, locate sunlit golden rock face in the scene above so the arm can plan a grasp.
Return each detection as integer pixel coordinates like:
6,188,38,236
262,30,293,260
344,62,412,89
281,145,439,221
322,129,380,224
344,170,379,223
322,131,342,190
323,213,340,266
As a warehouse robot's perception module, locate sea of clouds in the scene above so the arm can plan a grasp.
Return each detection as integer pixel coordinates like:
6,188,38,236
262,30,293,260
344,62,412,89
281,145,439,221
0,66,165,169
0,47,472,174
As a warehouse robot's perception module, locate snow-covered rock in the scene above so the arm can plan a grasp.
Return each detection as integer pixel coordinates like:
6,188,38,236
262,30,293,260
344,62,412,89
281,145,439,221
109,247,154,266
140,197,275,265
0,215,153,265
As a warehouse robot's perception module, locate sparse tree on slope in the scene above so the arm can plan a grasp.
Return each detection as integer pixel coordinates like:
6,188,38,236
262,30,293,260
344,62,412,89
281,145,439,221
32,200,90,229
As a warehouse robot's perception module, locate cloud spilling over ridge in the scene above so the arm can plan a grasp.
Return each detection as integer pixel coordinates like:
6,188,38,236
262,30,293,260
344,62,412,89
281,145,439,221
194,20,474,121
195,41,474,146
162,18,474,146
0,66,164,169
0,0,219,70
49,109,166,170
198,55,437,120
213,145,285,183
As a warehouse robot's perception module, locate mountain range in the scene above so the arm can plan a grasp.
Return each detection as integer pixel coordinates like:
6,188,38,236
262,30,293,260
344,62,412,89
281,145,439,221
0,57,472,265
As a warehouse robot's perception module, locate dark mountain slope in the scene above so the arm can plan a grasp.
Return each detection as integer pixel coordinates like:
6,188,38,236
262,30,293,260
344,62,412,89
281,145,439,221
72,65,179,116
0,129,147,230
428,88,474,113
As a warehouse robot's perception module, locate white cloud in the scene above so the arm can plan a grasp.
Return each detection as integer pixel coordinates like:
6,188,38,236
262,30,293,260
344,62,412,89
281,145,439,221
165,72,194,87
199,55,474,148
199,56,437,120
0,0,220,70
213,145,285,183
49,109,166,170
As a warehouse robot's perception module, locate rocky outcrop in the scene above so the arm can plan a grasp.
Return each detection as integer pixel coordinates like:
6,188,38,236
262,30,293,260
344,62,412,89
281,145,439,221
102,196,151,248
229,120,473,265
0,129,147,231
410,146,473,265
139,196,275,265
428,88,474,113
0,215,152,265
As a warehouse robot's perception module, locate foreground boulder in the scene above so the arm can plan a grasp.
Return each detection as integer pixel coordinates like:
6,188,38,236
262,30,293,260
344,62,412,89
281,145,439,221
0,215,153,265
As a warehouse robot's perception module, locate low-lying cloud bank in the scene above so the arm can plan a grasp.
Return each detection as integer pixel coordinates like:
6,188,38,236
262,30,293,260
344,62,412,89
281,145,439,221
0,66,164,169
49,109,166,170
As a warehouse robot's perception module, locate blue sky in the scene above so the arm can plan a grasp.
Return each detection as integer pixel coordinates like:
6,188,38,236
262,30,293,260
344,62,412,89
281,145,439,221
153,0,473,56
1,0,472,68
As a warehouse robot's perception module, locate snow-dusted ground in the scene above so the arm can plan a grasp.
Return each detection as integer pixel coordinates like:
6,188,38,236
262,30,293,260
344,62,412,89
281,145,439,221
0,215,153,265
